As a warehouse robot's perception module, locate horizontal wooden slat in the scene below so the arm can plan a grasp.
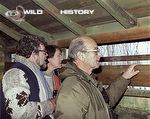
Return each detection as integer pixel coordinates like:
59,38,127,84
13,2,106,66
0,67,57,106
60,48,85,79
49,26,150,47
94,65,150,86
125,89,150,98
100,55,150,62
4,62,150,87
62,55,150,64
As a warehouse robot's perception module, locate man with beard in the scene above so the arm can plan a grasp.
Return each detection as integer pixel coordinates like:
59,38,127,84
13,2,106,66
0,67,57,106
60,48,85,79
1,35,55,119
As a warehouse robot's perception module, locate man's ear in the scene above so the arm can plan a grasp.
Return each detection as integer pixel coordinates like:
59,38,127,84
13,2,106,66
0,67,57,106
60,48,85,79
77,52,85,61
31,51,36,56
28,51,37,61
31,51,38,58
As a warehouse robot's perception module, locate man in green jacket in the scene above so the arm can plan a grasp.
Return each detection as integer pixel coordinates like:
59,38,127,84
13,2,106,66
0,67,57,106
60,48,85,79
55,36,139,119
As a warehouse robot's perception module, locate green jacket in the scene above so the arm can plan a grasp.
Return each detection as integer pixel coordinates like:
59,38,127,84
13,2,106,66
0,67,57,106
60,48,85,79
55,62,130,119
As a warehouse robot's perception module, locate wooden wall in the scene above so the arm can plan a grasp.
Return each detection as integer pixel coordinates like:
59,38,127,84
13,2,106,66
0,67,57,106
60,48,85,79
94,55,150,87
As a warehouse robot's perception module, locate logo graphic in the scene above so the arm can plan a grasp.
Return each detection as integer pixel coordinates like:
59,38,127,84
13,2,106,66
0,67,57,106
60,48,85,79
5,5,25,24
5,5,95,24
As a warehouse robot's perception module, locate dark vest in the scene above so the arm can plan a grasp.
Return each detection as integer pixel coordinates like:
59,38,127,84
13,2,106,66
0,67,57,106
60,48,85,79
1,62,51,119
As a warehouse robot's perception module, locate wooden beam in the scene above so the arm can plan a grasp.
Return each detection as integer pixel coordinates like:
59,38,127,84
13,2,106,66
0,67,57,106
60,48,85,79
32,0,86,35
138,16,150,26
95,65,150,87
92,26,150,45
0,36,7,52
51,16,150,43
0,36,6,47
96,0,137,28
0,4,53,41
62,55,150,65
0,22,23,41
100,55,150,62
49,26,150,47
125,88,150,98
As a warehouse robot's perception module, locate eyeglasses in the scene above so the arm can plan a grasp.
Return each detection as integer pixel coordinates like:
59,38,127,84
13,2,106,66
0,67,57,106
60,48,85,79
81,49,100,55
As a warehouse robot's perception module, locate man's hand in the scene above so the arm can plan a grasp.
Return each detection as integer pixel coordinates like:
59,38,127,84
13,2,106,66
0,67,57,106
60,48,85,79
122,64,140,79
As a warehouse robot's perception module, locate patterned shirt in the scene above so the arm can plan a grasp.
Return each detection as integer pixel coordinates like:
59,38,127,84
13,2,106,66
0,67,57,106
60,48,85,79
2,55,54,119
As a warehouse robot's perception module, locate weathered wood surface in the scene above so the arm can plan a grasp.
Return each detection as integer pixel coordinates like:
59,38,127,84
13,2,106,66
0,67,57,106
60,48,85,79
100,55,150,62
95,65,150,86
49,26,150,47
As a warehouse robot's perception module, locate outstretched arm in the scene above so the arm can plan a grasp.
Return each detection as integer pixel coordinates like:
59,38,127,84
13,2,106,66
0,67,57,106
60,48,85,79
106,64,140,107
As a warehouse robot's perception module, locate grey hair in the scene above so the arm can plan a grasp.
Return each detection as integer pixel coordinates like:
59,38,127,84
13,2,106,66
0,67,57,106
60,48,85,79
68,37,87,61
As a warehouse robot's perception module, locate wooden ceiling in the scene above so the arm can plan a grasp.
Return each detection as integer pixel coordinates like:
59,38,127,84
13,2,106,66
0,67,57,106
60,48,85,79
0,0,150,52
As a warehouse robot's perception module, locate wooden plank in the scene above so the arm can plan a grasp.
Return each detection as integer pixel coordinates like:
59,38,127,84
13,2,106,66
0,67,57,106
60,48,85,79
0,36,6,47
94,65,150,87
0,4,53,41
96,0,137,28
50,16,150,46
32,0,86,35
100,55,150,62
62,55,150,64
0,22,23,41
0,36,7,52
125,88,150,98
92,26,150,45
138,16,150,27
49,26,150,47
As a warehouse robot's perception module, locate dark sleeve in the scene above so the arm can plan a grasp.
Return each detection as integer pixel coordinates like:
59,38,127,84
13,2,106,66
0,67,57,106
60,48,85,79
105,75,130,108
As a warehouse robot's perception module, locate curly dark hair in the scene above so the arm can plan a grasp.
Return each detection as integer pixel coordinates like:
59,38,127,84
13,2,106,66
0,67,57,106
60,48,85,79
16,35,47,58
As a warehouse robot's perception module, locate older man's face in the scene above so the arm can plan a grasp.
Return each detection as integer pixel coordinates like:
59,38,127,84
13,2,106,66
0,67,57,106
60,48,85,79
83,39,101,69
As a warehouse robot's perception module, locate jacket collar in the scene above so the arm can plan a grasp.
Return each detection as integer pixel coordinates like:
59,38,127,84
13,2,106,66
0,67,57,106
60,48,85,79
61,61,98,86
14,54,40,69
